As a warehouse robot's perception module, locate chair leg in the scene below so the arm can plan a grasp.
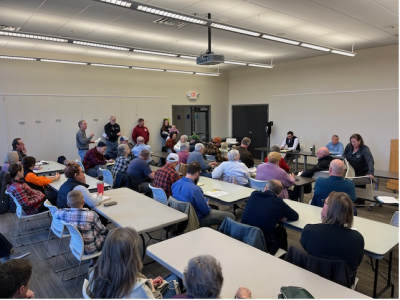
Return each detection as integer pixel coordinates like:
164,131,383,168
62,248,70,281
44,229,53,258
13,218,21,246
11,214,17,237
53,237,63,272
72,261,82,299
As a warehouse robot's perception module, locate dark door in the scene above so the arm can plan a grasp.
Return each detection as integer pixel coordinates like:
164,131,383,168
232,104,269,159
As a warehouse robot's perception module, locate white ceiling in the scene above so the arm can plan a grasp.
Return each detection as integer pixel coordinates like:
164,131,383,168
0,0,398,70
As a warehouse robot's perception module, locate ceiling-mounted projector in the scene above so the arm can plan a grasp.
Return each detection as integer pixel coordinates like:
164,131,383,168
196,53,225,65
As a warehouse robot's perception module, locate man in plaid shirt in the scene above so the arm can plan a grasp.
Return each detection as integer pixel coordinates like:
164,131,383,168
153,153,180,198
83,141,114,177
54,190,108,255
204,137,226,162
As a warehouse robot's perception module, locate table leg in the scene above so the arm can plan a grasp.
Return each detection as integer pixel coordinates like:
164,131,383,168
304,156,308,171
373,250,395,298
260,151,264,162
373,258,379,298
140,234,146,260
299,186,304,202
375,177,380,190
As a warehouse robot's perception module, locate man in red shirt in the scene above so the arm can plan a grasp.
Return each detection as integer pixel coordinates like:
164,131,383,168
153,153,180,198
83,141,114,177
131,118,150,144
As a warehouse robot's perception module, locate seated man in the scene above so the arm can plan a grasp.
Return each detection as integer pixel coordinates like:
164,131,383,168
171,162,234,227
300,191,364,285
188,134,202,152
120,136,134,155
212,149,250,186
0,259,34,298
280,131,300,166
131,136,156,165
204,137,226,162
178,142,190,164
326,134,344,155
54,190,108,255
127,149,155,196
300,147,333,178
312,159,356,209
241,180,299,255
264,144,289,173
187,143,216,178
11,138,27,162
83,141,114,177
236,137,254,168
153,153,180,198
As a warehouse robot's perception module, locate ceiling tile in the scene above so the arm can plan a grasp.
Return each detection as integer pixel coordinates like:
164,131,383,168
4,39,37,50
75,9,121,23
0,0,44,10
37,2,87,18
0,7,35,28
21,13,71,35
82,25,131,43
52,19,103,38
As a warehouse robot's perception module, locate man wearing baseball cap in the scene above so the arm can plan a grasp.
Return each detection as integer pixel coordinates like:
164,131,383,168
83,141,114,177
153,153,180,198
188,134,202,152
120,136,134,156
204,137,226,162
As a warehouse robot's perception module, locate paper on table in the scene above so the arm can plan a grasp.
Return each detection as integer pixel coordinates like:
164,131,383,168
94,138,101,143
197,183,205,186
35,162,43,166
91,193,111,201
375,196,399,204
204,189,228,198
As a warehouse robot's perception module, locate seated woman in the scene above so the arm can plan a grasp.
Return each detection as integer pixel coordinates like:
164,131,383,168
263,144,289,173
211,150,250,186
174,135,188,153
178,143,190,164
173,254,251,299
2,151,20,173
57,162,102,209
165,133,178,153
23,156,60,206
6,163,47,215
86,227,182,299
111,144,131,178
300,191,364,285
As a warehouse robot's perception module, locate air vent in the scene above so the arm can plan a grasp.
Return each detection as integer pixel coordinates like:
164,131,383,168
0,25,20,31
153,18,188,28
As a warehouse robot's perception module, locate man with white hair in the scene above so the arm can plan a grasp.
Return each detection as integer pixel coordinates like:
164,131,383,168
174,135,188,153
104,115,121,159
132,136,156,165
153,153,180,198
187,143,217,178
312,159,356,209
211,150,250,186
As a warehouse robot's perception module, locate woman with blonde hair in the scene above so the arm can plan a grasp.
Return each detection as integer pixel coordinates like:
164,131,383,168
87,227,182,299
2,151,19,172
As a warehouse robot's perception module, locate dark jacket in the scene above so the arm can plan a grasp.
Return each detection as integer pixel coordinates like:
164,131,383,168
343,144,374,176
301,155,333,178
241,190,299,247
57,178,89,209
236,146,254,168
104,122,121,142
160,125,171,139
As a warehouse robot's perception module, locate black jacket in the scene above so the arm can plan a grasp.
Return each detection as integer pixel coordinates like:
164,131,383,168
57,178,89,209
236,146,254,168
104,122,121,142
343,144,374,176
301,155,333,178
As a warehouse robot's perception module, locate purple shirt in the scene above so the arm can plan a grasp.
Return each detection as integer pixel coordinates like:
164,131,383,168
256,162,295,199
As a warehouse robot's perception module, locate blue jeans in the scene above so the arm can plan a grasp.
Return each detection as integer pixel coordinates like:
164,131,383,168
105,140,118,159
161,274,183,298
78,150,88,162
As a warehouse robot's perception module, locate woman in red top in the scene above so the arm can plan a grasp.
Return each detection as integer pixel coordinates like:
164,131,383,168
164,132,178,153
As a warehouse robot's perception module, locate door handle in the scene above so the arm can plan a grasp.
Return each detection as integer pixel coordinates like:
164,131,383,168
249,131,252,134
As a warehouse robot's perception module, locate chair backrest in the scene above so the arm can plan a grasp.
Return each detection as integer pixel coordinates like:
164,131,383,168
312,171,329,180
61,221,85,260
205,154,216,162
75,159,85,172
344,159,355,178
249,177,267,191
99,168,113,187
175,163,180,172
168,196,199,232
390,211,399,227
82,279,91,299
218,217,267,252
44,200,58,216
179,163,188,177
148,184,168,205
344,159,371,186
44,201,69,238
5,190,25,217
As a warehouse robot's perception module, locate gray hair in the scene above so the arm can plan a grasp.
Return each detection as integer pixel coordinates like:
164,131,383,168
194,143,205,151
180,142,189,151
183,255,223,298
181,135,188,142
140,149,150,159
136,136,145,144
241,137,251,146
227,149,240,161
270,144,281,152
78,120,85,127
267,179,283,195
117,144,128,157
3,151,19,164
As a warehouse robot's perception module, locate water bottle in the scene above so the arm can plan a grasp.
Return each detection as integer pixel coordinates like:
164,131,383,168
312,145,316,155
97,176,104,195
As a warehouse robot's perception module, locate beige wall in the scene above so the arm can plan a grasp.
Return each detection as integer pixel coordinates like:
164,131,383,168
0,49,229,162
229,45,399,170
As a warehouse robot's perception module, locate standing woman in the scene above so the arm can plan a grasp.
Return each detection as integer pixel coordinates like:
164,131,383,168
164,133,178,153
160,119,172,147
343,134,374,181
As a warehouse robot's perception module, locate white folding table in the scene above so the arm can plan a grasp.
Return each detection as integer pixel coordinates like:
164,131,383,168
49,174,110,192
33,161,66,175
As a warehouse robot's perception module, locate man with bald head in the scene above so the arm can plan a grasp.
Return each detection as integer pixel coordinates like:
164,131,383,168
300,146,333,178
311,159,356,210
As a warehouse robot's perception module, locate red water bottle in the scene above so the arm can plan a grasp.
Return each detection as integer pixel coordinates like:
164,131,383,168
97,176,104,194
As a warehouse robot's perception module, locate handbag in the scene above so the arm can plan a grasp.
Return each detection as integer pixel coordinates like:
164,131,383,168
156,280,181,296
278,286,314,299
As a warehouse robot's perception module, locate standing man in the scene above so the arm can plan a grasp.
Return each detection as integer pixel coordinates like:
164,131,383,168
132,118,150,144
326,135,344,155
236,137,254,168
104,116,121,159
280,131,300,166
11,138,27,162
76,120,94,162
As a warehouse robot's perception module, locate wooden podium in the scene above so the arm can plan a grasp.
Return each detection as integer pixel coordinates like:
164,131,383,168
387,139,399,191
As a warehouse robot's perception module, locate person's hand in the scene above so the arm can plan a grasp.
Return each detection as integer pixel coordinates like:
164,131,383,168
33,166,41,171
90,133,94,137
22,146,27,154
117,132,121,136
289,172,295,177
54,173,61,181
90,140,95,143
235,287,251,299
280,146,284,150
367,174,374,178
107,159,114,163
152,276,164,287
24,289,35,299
149,279,156,292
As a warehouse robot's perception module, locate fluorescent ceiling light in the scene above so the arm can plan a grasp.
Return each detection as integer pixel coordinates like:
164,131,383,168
0,31,67,42
91,63,129,68
41,59,87,65
137,5,207,25
0,55,36,61
99,0,132,7
211,23,260,37
179,55,197,60
331,50,356,57
261,34,300,46
134,49,177,57
248,64,273,68
195,72,220,76
300,43,330,52
224,60,247,66
166,70,194,74
73,41,129,51
132,66,164,71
